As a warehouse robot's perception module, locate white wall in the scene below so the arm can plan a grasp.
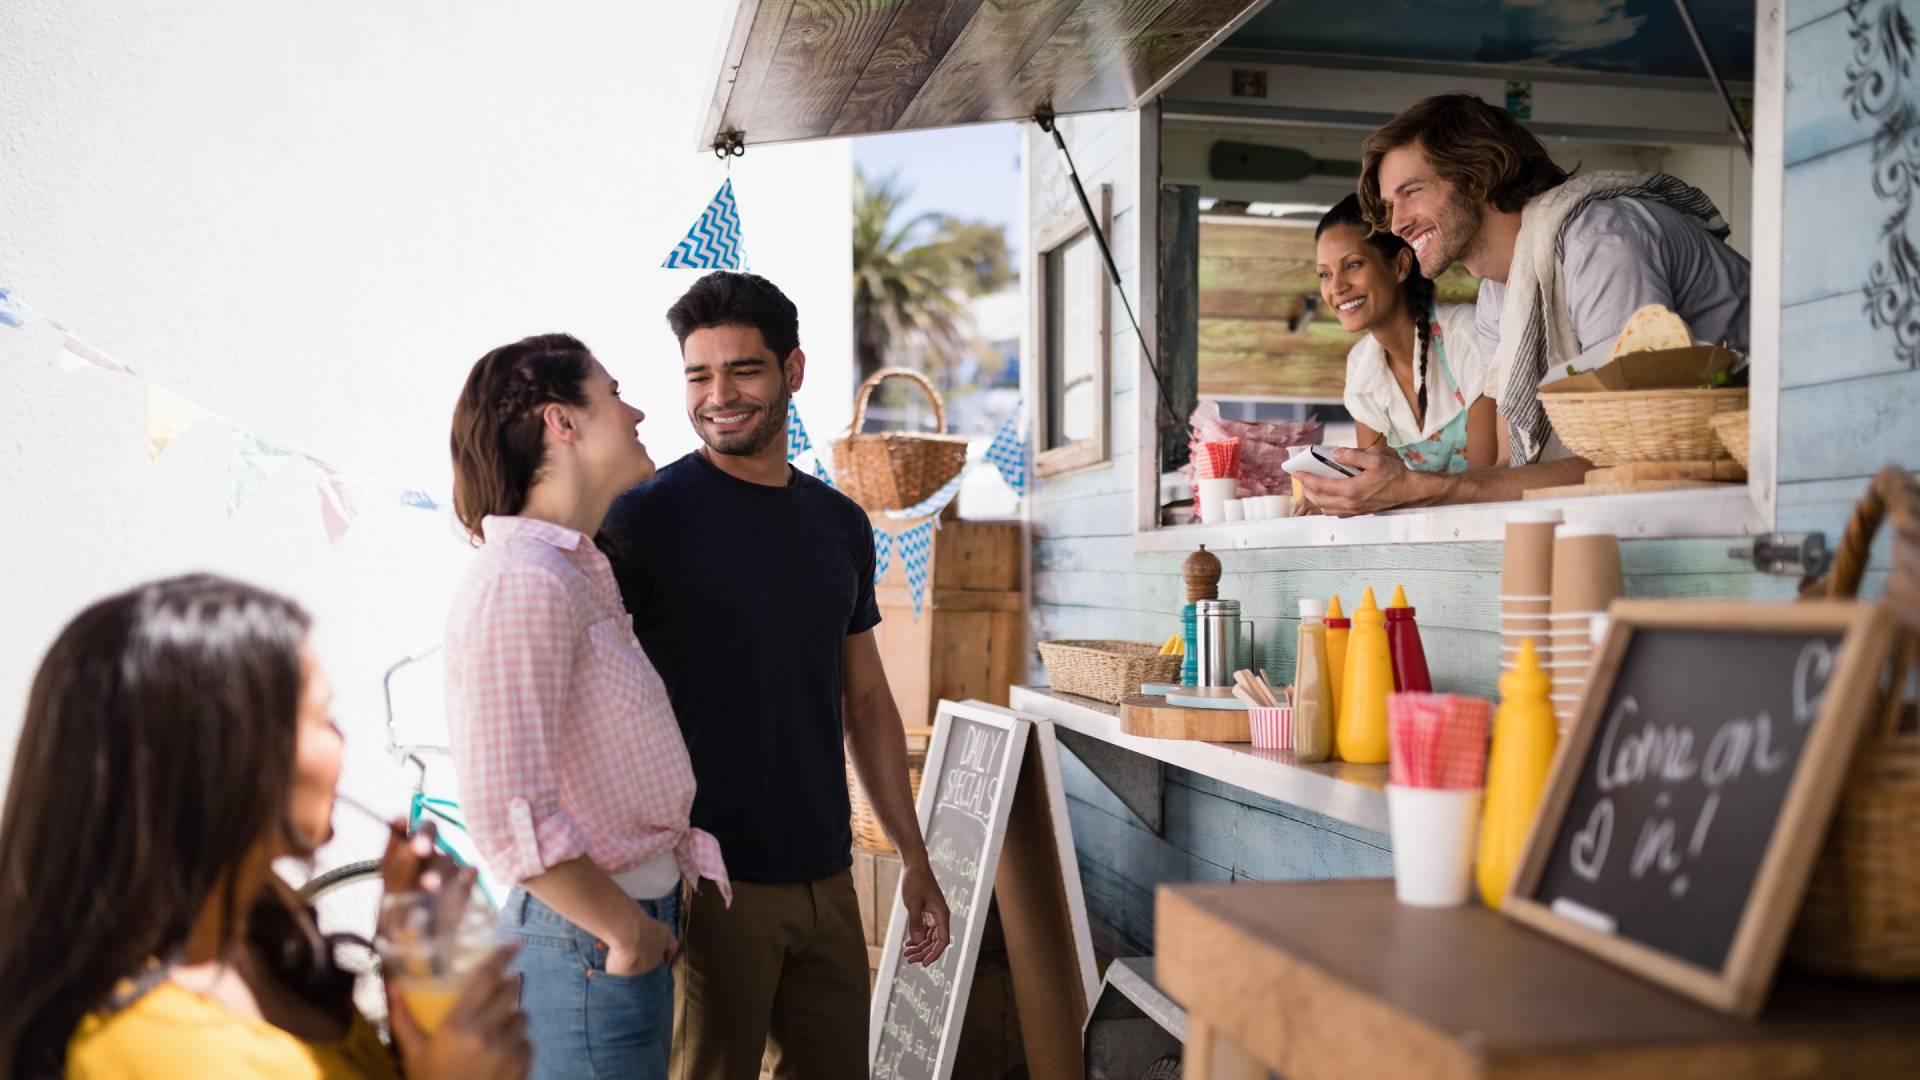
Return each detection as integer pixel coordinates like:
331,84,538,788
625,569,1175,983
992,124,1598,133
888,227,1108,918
0,2,853,871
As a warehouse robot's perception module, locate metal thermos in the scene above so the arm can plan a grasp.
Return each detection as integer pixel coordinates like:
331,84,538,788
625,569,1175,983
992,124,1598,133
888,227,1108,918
1195,599,1254,687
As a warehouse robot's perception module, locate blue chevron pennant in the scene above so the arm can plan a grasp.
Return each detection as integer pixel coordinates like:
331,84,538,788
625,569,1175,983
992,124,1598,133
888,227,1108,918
872,526,892,583
983,404,1028,496
662,179,747,269
812,456,834,487
898,520,935,618
786,398,811,460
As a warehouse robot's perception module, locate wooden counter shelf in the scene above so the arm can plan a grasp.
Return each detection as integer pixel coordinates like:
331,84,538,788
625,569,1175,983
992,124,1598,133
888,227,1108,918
1155,879,1920,1080
1010,686,1389,833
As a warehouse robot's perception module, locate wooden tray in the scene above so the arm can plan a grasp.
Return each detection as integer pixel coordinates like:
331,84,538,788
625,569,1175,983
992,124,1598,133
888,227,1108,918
1585,460,1746,484
1119,695,1251,741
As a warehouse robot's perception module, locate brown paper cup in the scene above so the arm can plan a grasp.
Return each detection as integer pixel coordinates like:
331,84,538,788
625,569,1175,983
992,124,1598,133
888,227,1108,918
1551,529,1623,615
1501,511,1562,598
1500,599,1551,621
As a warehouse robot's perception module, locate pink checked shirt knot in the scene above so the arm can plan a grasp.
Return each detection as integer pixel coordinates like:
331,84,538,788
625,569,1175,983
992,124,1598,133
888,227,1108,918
444,515,729,904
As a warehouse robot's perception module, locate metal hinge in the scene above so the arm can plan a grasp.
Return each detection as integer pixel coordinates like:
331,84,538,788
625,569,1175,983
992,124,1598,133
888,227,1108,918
1730,532,1830,579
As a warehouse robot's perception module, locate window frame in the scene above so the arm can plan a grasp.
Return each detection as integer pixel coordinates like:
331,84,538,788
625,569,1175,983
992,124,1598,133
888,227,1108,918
1128,1,1784,551
1033,183,1113,479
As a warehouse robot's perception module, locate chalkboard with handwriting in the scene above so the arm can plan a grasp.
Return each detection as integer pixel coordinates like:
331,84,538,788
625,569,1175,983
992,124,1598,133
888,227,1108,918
869,705,1030,1080
1506,600,1896,1018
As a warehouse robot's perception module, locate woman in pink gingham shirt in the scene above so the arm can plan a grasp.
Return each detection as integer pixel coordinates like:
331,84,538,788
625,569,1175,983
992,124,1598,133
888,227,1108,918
445,333,727,1080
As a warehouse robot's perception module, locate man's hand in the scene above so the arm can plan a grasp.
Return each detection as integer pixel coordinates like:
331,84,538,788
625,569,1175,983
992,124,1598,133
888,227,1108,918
899,858,951,967
1295,447,1422,517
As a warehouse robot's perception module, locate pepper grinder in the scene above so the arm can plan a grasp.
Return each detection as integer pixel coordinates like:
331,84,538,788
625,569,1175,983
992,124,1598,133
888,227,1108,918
1181,545,1221,685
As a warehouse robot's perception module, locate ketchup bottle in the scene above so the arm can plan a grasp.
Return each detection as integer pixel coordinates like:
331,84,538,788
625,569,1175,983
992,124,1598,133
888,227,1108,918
1384,584,1432,693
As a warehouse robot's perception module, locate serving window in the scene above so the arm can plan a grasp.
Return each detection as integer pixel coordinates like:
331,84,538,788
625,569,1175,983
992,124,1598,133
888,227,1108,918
1130,7,1781,550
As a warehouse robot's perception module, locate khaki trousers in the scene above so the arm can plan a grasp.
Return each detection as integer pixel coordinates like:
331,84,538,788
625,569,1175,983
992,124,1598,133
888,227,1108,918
671,871,869,1080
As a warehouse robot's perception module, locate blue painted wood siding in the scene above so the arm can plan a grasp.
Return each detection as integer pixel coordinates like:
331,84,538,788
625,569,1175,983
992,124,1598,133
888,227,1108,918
1027,3,1912,954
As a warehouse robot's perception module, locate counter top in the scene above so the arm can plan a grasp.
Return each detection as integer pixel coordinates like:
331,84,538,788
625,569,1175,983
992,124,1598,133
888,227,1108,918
1009,686,1390,834
1157,879,1920,1080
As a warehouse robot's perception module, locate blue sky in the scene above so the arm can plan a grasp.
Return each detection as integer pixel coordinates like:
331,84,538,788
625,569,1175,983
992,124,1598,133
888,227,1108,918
851,122,1021,255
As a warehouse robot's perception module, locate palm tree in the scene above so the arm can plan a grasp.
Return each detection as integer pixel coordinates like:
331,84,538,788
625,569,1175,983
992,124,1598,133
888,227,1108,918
851,167,1013,388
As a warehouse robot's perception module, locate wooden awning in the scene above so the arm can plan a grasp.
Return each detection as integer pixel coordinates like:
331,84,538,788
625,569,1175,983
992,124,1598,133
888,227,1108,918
699,0,1274,152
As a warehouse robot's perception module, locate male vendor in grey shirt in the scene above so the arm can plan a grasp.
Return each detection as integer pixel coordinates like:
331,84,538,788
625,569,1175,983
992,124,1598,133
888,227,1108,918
1299,93,1750,515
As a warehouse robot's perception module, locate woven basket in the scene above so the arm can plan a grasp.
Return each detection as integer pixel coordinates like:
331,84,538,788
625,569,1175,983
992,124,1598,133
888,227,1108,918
1038,640,1180,704
1709,409,1751,470
1539,387,1748,465
849,727,930,853
1789,466,1920,980
830,368,970,511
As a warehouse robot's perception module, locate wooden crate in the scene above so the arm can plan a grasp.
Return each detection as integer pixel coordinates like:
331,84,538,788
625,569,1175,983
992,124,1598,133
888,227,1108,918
871,515,1024,727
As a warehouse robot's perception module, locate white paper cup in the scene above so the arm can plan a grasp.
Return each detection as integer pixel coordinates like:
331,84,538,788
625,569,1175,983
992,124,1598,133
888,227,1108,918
1262,494,1289,518
1386,785,1482,907
1240,498,1263,521
1197,478,1238,523
1224,499,1245,522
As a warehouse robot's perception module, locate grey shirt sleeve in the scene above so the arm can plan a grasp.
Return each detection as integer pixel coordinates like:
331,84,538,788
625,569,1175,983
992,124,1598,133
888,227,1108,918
1559,200,1677,373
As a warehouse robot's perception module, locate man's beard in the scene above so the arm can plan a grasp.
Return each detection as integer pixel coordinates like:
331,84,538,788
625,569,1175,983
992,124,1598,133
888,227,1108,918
1417,193,1482,278
699,386,790,457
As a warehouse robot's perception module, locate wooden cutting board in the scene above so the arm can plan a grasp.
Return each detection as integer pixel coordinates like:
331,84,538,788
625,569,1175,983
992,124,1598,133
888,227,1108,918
1119,694,1252,741
1525,478,1731,500
1585,460,1746,483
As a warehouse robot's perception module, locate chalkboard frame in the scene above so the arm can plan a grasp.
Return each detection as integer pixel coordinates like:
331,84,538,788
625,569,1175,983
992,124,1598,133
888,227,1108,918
868,700,1032,1079
1504,600,1898,1018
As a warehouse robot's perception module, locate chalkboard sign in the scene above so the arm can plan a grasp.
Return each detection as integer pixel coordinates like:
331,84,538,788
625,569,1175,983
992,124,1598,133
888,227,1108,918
869,702,1030,1080
1506,600,1897,1018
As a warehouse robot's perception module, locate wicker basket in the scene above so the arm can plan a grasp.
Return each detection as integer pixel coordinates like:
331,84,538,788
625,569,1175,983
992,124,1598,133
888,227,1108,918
1037,640,1180,704
849,727,930,853
1788,466,1920,980
830,368,971,511
1709,409,1751,470
1539,387,1748,465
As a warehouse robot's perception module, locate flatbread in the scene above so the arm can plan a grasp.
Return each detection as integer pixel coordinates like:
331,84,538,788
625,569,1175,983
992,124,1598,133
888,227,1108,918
1609,303,1693,361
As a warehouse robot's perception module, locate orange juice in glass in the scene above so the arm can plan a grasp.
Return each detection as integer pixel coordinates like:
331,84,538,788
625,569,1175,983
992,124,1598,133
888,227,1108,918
376,889,496,1035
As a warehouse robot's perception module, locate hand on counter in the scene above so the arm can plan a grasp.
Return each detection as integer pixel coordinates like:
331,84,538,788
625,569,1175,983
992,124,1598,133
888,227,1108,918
899,857,951,967
1296,447,1418,517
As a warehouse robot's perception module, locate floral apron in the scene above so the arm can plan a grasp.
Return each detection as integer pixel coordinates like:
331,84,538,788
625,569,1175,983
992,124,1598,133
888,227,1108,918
1382,313,1472,475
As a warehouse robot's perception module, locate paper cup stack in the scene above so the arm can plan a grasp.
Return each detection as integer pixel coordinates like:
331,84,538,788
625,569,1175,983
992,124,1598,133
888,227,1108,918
1499,510,1560,667
1545,526,1623,733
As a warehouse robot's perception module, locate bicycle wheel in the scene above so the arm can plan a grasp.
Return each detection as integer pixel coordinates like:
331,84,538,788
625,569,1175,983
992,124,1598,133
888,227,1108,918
301,860,389,1032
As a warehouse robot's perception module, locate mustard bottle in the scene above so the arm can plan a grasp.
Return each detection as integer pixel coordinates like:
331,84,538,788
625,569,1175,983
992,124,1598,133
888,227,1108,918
1324,595,1349,722
1477,639,1559,910
1335,587,1391,765
1291,598,1335,763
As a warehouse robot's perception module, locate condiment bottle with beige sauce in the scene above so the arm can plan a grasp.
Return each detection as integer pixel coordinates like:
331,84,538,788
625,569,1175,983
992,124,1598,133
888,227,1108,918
1291,598,1335,763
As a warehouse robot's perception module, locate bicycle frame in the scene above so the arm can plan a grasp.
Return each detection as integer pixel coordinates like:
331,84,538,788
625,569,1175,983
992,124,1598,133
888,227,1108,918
382,645,499,906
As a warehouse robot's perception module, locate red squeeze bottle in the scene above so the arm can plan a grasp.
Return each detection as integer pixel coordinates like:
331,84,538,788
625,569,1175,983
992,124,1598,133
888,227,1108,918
1384,584,1432,693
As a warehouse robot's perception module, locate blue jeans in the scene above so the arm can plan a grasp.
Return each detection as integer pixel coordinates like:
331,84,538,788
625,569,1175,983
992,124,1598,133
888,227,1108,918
501,886,680,1080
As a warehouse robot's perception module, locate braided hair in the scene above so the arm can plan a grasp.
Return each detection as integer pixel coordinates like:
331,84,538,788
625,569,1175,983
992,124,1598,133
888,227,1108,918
448,333,596,543
1316,194,1437,422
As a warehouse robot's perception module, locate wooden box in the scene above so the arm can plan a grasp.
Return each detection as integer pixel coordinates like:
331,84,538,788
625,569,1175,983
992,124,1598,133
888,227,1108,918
870,515,1025,727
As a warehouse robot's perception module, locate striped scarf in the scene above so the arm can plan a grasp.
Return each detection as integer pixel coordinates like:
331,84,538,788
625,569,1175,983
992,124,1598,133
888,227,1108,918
1492,171,1731,465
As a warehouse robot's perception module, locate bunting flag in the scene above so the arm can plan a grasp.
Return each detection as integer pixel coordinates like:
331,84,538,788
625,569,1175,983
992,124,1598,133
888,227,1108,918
882,470,964,521
872,526,893,583
60,335,131,374
661,178,747,269
146,385,210,460
228,433,295,516
0,287,41,328
400,489,446,511
812,456,834,487
785,398,811,461
983,405,1028,496
313,464,365,549
898,520,935,618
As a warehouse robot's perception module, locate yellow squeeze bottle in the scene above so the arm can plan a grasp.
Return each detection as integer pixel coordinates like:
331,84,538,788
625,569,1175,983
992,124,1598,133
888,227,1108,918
1476,639,1559,910
1324,595,1349,722
1335,587,1392,764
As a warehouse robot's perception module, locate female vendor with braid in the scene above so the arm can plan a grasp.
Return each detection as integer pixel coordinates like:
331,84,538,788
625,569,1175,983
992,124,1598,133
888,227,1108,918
1314,195,1495,475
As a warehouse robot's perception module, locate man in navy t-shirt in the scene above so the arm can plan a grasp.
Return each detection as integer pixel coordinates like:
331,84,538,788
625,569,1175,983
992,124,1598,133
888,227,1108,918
603,271,949,1080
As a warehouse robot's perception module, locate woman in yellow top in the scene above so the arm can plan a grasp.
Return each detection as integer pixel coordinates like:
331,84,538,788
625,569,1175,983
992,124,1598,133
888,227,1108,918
0,575,530,1079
